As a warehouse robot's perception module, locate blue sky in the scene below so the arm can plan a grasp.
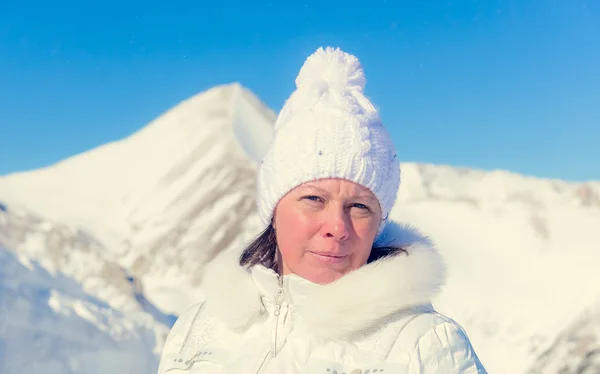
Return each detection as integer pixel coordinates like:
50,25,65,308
1,0,598,181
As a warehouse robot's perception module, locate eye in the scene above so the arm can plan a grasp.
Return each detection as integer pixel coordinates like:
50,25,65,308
352,203,372,212
300,195,324,203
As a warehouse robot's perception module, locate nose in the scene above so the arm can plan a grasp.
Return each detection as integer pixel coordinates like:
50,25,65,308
321,208,349,241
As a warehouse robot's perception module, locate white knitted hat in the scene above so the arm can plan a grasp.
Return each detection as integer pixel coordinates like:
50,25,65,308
257,47,401,235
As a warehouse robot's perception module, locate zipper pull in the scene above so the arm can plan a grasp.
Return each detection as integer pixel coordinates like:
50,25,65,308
274,275,284,316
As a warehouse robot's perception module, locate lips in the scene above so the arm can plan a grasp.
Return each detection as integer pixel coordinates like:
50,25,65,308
308,251,349,264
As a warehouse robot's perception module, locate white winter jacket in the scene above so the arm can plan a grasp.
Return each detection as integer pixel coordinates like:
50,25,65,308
157,222,487,374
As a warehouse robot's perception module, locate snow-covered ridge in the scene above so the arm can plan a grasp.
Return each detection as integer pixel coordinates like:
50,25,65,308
0,83,275,314
526,298,600,373
0,83,275,255
399,163,600,209
395,164,600,374
0,201,173,326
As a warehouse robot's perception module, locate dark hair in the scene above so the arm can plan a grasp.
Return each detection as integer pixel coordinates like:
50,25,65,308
239,224,408,272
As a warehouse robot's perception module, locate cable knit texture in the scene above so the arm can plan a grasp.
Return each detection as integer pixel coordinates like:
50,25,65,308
257,47,401,234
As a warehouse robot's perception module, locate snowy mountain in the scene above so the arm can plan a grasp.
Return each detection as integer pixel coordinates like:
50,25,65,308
0,83,275,314
392,164,600,373
0,247,161,374
1,82,599,374
0,200,174,373
1,200,154,316
527,299,600,373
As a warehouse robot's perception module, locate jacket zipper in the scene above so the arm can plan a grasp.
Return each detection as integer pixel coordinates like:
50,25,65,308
272,274,284,357
256,275,285,374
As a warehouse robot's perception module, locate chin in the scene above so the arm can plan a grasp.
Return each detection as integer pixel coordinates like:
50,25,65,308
303,267,347,285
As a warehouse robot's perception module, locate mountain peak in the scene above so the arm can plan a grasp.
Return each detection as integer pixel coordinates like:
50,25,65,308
0,84,276,252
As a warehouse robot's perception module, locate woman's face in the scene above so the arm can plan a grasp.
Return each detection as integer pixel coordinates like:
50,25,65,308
273,178,382,284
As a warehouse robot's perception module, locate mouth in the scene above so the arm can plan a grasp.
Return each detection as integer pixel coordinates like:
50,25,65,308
308,251,349,264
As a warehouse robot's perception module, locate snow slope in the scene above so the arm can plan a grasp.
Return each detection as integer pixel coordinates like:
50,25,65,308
0,200,176,328
1,83,599,373
0,247,160,374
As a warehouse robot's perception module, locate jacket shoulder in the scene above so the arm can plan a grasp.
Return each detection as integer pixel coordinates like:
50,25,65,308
388,310,487,373
157,302,208,374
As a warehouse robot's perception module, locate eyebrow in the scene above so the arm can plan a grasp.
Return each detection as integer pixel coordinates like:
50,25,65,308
299,184,377,201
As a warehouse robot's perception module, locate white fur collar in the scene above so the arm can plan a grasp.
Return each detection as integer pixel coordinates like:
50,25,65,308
200,221,447,340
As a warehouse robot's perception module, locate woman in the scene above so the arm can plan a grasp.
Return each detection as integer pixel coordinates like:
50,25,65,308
157,47,487,373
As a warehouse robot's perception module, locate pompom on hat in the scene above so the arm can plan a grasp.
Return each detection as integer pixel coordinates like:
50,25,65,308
257,47,401,235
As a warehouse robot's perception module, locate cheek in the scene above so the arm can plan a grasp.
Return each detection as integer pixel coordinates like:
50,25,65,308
274,206,314,259
350,219,380,258
353,217,379,241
